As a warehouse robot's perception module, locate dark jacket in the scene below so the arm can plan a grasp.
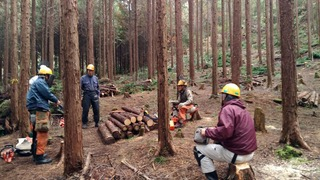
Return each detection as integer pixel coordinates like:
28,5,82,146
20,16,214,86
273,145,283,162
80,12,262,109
80,74,100,96
27,77,58,111
205,99,257,155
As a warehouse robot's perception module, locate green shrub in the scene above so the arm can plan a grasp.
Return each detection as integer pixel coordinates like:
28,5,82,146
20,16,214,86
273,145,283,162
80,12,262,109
252,66,267,75
154,156,167,164
276,145,302,160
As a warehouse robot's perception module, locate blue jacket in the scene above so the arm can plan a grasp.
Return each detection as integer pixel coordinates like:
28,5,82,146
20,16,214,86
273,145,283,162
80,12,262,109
26,77,58,111
80,74,100,96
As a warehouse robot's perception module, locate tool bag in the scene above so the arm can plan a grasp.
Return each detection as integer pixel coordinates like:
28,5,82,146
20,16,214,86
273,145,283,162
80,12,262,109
35,111,50,132
194,126,209,144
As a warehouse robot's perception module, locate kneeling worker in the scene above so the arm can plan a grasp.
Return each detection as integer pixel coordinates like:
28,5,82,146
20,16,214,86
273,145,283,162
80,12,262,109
193,83,257,179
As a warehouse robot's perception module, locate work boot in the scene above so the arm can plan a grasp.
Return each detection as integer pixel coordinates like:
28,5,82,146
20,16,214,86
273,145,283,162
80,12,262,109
82,124,88,129
33,153,48,162
35,154,52,165
204,171,218,180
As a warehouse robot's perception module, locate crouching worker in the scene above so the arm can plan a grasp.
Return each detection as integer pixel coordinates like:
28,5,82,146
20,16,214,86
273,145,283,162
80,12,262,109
193,83,257,180
27,66,61,165
172,80,195,128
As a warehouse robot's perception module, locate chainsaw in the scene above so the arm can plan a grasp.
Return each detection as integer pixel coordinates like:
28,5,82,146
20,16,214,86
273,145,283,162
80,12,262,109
194,126,209,145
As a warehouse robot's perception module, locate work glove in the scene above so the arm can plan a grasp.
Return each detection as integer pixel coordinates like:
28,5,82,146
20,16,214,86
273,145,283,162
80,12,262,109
178,103,184,109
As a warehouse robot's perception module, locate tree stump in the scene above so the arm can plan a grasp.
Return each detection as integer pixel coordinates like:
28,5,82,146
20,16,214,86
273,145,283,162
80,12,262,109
226,163,255,180
254,107,267,133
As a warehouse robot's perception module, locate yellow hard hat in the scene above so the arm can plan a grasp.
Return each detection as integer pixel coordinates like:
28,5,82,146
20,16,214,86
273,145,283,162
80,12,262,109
38,67,53,75
87,64,95,71
177,80,187,86
220,83,240,97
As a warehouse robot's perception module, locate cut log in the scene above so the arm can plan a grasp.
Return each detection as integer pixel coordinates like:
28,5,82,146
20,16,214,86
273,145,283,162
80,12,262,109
129,113,143,121
298,91,310,99
301,91,312,102
110,113,131,126
119,131,126,139
105,120,121,140
254,107,267,133
108,117,128,131
126,131,134,138
98,124,115,145
314,93,319,107
149,123,158,131
226,163,255,180
309,91,316,105
126,124,133,131
120,112,137,123
142,116,154,127
121,106,142,115
132,123,140,131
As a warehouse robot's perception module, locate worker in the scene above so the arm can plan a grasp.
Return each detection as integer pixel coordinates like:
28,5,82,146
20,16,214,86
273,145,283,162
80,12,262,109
81,64,100,129
172,79,195,128
27,66,61,165
193,83,257,180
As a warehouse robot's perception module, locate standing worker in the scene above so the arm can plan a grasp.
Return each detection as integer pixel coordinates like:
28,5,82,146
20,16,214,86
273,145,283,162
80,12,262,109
27,66,61,165
193,83,257,179
172,80,195,128
81,64,100,129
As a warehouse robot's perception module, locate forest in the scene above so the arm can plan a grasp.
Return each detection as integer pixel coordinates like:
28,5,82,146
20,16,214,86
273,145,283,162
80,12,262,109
0,0,319,179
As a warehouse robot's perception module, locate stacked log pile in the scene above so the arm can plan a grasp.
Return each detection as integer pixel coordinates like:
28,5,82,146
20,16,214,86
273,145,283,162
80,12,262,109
298,91,319,108
100,84,120,97
98,106,158,144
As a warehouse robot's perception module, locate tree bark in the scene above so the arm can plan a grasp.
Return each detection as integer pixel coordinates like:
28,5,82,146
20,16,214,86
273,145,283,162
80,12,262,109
189,0,195,85
48,0,54,70
121,106,141,115
10,0,19,129
199,0,203,70
295,0,300,57
133,0,138,81
108,0,114,80
221,0,227,78
87,0,94,64
175,0,183,82
228,0,233,63
98,124,116,144
245,0,252,84
231,0,241,86
257,0,262,64
30,0,37,76
265,0,272,88
62,0,84,175
19,0,31,137
196,0,199,70
59,0,64,80
105,120,121,140
270,0,275,74
108,117,128,131
147,0,153,79
212,1,218,95
279,0,311,150
156,0,175,156
110,113,131,126
3,0,9,91
307,0,313,60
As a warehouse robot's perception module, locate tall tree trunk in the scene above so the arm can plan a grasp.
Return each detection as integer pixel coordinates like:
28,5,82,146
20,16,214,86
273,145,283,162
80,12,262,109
170,0,174,68
147,0,153,79
307,0,313,60
257,0,262,64
195,0,199,70
10,0,19,129
152,0,157,76
206,0,210,60
87,0,94,64
61,0,84,175
155,0,175,156
221,0,227,78
129,0,133,76
59,0,65,80
20,0,31,137
102,0,107,77
270,0,275,75
31,0,37,76
98,0,102,77
134,0,138,81
175,0,183,81
42,0,49,65
245,0,252,84
228,0,233,62
279,0,311,151
48,0,54,70
3,0,9,91
295,0,300,57
276,0,281,46
265,0,272,88
231,0,241,86
199,0,203,69
212,1,218,95
189,0,195,85
108,0,114,80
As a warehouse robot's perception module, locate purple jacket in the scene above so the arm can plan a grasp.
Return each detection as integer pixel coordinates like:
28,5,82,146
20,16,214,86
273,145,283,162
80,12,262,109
205,99,257,155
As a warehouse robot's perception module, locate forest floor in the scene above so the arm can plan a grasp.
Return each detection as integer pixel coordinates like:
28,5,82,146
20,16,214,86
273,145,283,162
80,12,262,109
1,56,320,180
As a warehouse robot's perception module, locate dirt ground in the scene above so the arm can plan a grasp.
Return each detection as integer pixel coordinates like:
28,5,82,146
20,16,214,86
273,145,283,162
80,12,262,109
0,59,320,180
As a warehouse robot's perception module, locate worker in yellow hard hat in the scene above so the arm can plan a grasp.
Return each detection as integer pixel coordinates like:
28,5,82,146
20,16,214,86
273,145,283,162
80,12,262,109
171,79,195,128
27,66,61,165
81,64,100,129
193,83,257,180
